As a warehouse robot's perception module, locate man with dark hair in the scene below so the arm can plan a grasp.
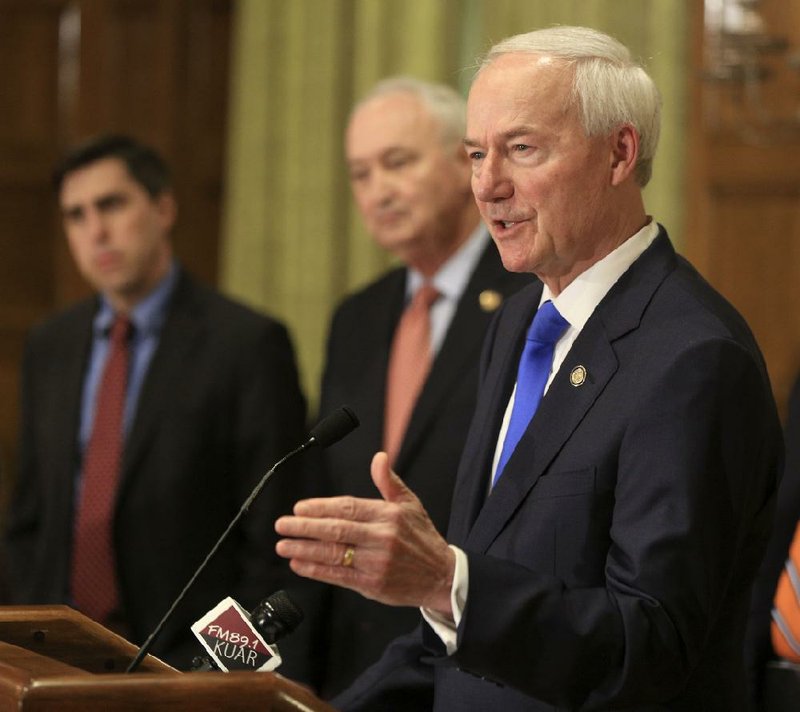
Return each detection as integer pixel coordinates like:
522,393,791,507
51,134,172,197
5,134,308,667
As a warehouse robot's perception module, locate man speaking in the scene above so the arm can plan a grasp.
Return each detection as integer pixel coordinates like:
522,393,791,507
276,26,781,710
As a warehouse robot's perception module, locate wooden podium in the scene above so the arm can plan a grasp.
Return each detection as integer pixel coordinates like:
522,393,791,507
0,605,336,711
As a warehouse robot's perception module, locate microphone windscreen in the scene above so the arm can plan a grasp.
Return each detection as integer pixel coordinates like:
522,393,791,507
250,590,304,644
309,405,359,448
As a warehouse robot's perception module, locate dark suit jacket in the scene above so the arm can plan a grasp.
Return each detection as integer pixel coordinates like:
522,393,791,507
335,229,782,711
745,374,800,709
4,269,309,667
313,238,531,696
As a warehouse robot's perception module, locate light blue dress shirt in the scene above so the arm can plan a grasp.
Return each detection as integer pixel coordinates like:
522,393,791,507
77,262,178,458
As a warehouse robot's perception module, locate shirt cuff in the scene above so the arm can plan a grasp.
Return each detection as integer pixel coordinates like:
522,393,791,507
420,545,469,655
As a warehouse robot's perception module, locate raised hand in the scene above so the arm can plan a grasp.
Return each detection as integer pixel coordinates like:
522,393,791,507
275,452,455,618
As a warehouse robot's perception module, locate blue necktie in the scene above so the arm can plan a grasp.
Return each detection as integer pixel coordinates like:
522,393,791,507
494,301,569,485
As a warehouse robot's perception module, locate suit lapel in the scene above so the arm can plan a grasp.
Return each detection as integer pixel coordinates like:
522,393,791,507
466,320,618,552
461,231,677,553
117,272,202,501
53,303,97,508
368,271,407,454
446,283,543,545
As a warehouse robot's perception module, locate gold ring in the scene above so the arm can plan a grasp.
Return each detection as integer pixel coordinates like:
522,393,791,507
342,546,355,568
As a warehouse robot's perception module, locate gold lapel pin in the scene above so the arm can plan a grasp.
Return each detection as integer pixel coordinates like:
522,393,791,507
479,290,502,312
570,365,587,387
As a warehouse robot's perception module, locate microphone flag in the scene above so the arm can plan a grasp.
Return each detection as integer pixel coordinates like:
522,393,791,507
191,596,281,672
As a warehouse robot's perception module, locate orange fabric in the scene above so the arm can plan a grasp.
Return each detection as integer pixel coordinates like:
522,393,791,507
383,284,439,465
71,315,131,623
771,521,800,662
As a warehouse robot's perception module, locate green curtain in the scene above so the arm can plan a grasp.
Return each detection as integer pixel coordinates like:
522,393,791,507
221,0,688,410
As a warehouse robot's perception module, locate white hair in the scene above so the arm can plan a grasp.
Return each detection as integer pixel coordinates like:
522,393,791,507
480,26,662,187
353,76,467,149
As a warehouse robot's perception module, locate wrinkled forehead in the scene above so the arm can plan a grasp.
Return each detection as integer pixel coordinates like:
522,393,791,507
466,53,576,131
346,92,441,158
470,53,573,103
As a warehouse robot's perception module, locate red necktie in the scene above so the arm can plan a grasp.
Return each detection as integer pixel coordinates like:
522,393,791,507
771,520,800,662
383,283,439,465
71,314,131,623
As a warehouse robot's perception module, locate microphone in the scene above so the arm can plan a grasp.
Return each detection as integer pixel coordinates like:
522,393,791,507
126,406,359,673
250,588,304,644
190,590,304,672
309,405,359,448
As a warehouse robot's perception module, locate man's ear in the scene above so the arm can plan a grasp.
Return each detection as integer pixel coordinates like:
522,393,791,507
156,191,178,231
610,124,639,186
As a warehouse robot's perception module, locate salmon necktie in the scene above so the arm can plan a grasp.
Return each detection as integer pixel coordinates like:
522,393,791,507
383,283,440,465
71,314,131,623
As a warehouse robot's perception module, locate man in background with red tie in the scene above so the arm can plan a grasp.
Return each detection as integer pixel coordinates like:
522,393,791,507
4,134,308,668
310,77,530,696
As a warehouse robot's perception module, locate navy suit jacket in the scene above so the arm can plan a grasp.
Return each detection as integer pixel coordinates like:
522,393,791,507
312,238,531,695
335,229,782,711
5,269,309,667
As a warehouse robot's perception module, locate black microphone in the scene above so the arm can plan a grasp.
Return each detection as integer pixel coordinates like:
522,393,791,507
190,590,304,672
309,405,359,448
250,589,304,644
126,406,359,673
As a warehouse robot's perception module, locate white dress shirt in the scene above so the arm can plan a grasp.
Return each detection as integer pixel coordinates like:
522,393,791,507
405,225,490,355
